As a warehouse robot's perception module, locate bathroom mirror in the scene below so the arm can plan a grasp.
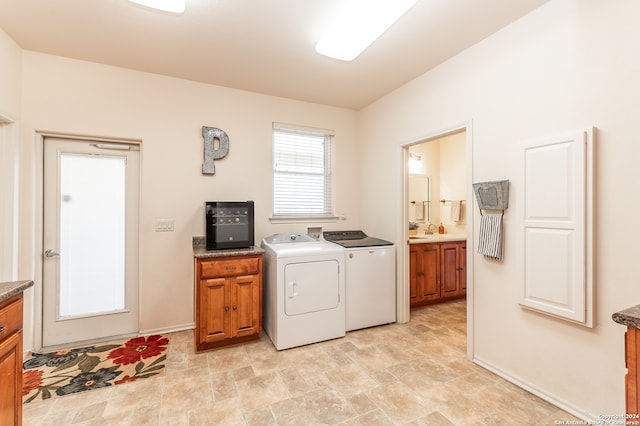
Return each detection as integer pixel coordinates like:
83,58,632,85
409,175,430,223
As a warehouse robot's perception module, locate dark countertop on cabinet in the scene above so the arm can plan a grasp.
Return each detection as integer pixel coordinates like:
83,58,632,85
193,246,265,259
0,280,34,303
612,305,640,329
192,236,264,259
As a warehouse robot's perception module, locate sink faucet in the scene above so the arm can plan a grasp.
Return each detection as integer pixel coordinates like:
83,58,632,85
425,223,437,235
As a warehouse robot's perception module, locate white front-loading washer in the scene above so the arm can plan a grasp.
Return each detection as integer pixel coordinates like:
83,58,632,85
261,234,345,350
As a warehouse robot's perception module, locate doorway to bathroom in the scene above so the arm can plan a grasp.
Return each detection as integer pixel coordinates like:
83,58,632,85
401,122,473,359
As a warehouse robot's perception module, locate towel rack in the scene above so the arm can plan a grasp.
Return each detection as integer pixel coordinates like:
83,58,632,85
472,180,509,211
440,199,466,204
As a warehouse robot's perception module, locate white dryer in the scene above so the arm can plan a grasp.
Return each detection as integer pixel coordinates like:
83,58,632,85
261,234,345,350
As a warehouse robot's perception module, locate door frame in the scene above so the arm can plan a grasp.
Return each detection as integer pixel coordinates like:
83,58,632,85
0,113,18,282
34,131,142,351
398,120,474,361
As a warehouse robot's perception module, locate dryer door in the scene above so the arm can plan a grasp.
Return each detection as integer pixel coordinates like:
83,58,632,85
284,260,340,315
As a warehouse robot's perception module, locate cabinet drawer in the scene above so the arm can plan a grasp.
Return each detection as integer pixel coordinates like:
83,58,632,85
200,258,260,278
0,296,23,342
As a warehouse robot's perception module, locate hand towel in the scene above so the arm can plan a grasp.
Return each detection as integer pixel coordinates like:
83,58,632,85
450,200,461,222
414,202,424,220
478,213,503,260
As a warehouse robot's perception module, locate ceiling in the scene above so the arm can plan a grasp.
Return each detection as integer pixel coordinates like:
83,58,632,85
0,0,549,110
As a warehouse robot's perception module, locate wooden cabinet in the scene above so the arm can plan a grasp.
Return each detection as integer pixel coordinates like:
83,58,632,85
410,243,440,304
195,254,262,352
410,241,466,308
625,327,640,415
0,294,24,426
441,241,466,298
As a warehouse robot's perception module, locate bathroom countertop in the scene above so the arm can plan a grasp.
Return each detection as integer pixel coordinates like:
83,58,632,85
409,234,467,244
193,246,265,259
612,305,640,329
0,280,34,303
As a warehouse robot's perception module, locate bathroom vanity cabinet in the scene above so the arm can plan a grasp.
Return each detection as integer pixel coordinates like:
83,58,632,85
410,240,466,308
194,252,263,352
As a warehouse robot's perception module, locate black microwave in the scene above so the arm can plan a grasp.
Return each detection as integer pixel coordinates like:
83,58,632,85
205,201,255,250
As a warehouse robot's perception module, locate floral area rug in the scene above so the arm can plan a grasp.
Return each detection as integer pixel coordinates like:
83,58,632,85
22,334,169,404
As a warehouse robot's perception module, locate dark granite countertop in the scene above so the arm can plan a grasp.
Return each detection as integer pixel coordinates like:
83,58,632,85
612,305,640,328
0,280,34,303
192,236,264,259
193,246,265,259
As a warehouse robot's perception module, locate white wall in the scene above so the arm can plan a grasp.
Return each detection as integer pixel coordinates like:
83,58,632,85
0,28,21,117
18,52,360,350
0,29,23,282
359,0,638,419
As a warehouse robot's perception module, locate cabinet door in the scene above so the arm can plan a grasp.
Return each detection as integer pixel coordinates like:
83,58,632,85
459,242,467,292
230,275,261,338
441,243,460,297
421,244,440,301
0,330,22,426
199,277,230,343
626,327,640,415
409,245,420,303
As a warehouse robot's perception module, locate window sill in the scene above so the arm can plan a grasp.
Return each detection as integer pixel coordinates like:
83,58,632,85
269,216,340,224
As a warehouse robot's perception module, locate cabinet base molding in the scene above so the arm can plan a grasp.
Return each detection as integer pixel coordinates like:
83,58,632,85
196,333,260,353
410,294,466,309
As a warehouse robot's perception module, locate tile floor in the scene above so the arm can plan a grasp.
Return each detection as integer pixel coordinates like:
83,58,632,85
22,300,582,425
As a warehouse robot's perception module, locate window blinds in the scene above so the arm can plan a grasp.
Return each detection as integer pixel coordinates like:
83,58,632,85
272,126,333,216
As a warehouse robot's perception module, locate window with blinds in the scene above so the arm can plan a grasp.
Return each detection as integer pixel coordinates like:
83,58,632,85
272,125,334,218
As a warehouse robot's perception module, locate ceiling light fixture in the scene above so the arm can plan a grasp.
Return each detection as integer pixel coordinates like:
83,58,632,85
128,0,186,14
409,152,423,173
315,0,419,61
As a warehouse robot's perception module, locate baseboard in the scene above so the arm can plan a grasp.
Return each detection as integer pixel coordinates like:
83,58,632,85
473,356,594,422
139,322,195,336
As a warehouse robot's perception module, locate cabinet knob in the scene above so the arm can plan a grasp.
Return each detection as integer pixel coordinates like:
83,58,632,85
233,306,237,311
225,306,230,312
0,326,4,333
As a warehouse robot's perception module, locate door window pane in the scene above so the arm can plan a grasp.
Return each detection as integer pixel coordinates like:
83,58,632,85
59,154,126,317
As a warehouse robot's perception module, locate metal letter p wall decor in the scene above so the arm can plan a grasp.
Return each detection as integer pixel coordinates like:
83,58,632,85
202,126,229,175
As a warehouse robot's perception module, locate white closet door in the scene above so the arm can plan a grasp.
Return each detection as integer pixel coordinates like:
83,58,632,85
518,129,594,326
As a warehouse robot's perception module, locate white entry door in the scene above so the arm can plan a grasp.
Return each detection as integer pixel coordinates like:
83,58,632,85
43,137,140,348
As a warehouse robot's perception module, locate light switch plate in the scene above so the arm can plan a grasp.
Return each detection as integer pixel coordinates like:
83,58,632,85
155,219,175,232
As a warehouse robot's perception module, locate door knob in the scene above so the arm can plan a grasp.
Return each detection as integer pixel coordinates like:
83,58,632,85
44,249,60,257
